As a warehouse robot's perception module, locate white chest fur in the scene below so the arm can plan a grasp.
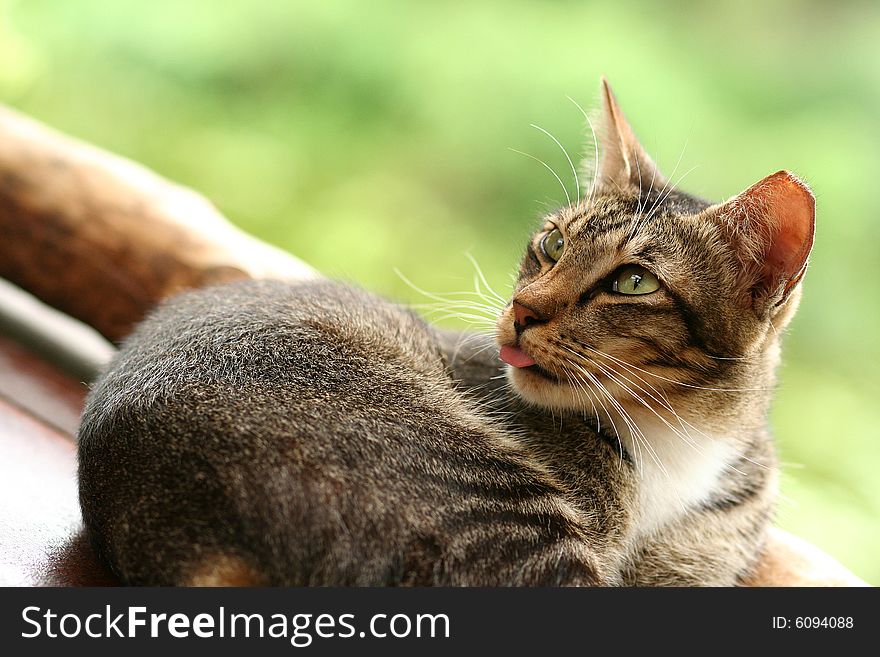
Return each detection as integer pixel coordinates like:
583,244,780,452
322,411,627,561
609,409,738,538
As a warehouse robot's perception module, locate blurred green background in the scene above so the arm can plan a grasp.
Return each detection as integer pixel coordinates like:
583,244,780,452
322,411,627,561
2,0,877,583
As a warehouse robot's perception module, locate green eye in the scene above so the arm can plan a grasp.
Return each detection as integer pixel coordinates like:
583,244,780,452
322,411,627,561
541,228,565,262
611,265,660,295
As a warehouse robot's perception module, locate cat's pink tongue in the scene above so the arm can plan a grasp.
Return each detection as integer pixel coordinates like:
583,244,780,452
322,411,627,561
500,345,536,368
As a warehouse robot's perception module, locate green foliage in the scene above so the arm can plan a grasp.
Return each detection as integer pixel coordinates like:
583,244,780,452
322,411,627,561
3,0,877,583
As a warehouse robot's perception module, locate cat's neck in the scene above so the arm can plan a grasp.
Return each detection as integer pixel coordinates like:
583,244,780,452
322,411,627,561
601,344,779,538
601,406,738,537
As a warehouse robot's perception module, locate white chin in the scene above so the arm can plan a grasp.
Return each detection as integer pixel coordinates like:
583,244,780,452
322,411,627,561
506,366,583,411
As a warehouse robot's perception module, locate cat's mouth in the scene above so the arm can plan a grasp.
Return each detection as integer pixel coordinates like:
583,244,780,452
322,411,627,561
499,345,559,382
499,345,536,368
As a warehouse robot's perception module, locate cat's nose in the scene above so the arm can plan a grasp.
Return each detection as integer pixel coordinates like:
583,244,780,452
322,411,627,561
513,301,547,333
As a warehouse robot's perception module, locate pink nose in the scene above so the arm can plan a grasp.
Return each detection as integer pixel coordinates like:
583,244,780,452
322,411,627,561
513,301,545,328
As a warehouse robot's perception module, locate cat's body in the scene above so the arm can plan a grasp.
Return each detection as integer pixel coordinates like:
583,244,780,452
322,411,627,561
78,280,625,585
78,79,813,586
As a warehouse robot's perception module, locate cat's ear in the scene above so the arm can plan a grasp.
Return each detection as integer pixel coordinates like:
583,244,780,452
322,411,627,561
595,77,667,193
708,170,815,315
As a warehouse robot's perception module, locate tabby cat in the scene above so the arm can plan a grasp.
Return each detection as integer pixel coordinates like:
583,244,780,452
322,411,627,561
77,79,815,586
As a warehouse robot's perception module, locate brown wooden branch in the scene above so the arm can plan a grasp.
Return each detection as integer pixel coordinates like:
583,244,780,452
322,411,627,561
0,103,867,587
0,105,314,343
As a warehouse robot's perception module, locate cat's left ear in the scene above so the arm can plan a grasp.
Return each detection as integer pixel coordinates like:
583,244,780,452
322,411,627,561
708,170,815,316
595,77,667,193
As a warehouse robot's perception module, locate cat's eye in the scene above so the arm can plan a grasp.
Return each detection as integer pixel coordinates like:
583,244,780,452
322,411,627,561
611,265,660,295
541,228,565,262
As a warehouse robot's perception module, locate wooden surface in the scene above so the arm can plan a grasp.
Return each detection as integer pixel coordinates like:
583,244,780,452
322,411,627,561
0,334,115,585
0,104,315,343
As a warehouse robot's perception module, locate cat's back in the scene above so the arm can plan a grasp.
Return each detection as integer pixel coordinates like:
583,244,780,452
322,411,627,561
87,278,443,398
78,279,599,586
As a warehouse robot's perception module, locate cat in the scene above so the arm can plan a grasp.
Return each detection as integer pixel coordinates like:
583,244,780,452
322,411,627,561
77,78,814,586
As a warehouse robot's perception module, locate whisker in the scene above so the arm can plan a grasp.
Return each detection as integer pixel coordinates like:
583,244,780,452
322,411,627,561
574,348,706,458
562,367,625,466
562,342,769,472
642,163,699,225
584,367,668,478
458,341,500,365
566,95,599,207
447,331,491,365
569,339,770,393
582,352,706,453
630,153,646,237
464,252,508,305
412,301,499,315
628,155,661,241
635,136,690,235
530,123,580,202
564,355,665,477
423,311,496,327
508,148,572,208
395,269,504,315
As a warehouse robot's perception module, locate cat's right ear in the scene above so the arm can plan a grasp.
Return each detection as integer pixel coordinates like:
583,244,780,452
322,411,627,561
594,77,667,194
708,170,815,317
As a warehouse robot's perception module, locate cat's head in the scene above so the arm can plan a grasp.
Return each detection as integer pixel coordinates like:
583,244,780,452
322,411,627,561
496,78,815,412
